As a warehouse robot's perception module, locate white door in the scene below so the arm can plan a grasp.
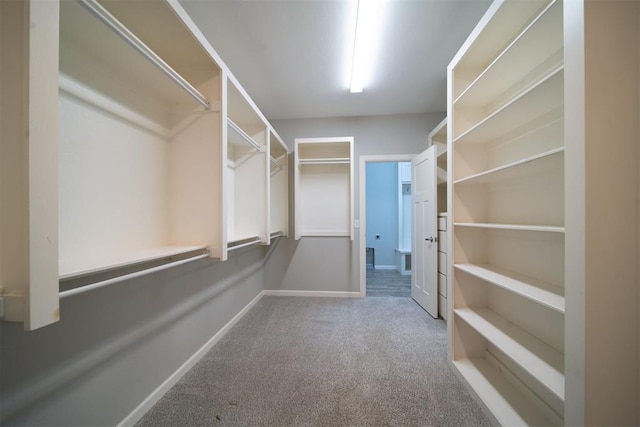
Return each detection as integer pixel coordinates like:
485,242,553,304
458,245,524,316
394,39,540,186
411,145,438,317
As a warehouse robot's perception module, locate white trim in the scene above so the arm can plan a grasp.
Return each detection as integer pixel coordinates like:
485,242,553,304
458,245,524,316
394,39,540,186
374,265,397,270
262,290,360,298
118,291,265,427
359,154,415,297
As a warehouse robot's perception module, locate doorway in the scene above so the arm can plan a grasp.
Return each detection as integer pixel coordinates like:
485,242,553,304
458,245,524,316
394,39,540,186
359,155,414,297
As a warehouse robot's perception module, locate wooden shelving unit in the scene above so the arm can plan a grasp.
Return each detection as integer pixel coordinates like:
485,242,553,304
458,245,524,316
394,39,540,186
1,0,287,329
294,137,354,240
428,118,449,320
57,0,224,275
224,78,268,256
269,129,289,239
448,0,566,423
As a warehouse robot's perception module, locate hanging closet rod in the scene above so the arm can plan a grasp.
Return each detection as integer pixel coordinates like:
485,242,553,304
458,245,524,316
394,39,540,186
270,156,283,170
78,0,210,110
59,252,209,299
227,119,263,151
227,237,262,251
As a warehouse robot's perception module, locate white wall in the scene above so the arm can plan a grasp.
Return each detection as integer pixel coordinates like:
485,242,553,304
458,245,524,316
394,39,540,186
265,113,444,292
0,248,266,426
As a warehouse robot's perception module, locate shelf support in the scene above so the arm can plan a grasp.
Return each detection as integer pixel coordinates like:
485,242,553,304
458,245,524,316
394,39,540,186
78,0,211,110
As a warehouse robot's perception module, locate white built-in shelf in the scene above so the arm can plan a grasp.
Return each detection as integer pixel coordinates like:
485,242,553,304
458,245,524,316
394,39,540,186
450,0,566,422
298,158,351,165
455,307,564,401
297,141,350,160
454,147,564,185
453,358,559,426
268,128,289,238
60,0,210,112
454,66,564,144
59,245,207,280
454,222,564,233
454,0,562,108
224,77,269,255
452,0,549,97
454,263,564,313
294,137,354,240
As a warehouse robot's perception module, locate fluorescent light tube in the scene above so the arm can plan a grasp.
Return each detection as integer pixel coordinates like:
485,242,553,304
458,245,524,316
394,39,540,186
350,0,380,93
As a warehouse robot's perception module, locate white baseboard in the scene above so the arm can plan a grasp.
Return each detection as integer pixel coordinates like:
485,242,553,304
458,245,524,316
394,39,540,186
374,265,397,270
118,291,264,427
262,290,361,298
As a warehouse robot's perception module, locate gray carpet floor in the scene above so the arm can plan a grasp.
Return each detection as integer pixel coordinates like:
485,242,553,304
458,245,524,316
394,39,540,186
366,269,411,298
136,296,491,426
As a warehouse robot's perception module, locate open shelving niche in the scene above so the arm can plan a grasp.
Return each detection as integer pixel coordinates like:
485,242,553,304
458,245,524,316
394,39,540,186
224,77,269,256
447,0,565,425
58,0,224,279
1,0,286,329
294,137,354,240
268,129,289,240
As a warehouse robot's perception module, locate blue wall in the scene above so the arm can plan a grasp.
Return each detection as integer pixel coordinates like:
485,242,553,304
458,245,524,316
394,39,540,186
365,162,399,268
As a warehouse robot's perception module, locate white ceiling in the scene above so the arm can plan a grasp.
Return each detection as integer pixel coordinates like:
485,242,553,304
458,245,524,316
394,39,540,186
179,0,492,121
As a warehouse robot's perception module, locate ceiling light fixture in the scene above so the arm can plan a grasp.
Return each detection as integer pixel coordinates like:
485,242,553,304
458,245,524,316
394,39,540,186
350,0,380,93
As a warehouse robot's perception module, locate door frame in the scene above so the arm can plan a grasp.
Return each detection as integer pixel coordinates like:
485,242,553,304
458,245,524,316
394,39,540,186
359,154,416,297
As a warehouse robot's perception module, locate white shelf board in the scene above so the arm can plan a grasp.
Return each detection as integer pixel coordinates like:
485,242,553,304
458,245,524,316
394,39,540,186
454,0,562,108
454,263,564,313
298,158,350,165
59,245,207,280
454,66,564,145
454,147,564,185
454,222,565,233
455,308,564,401
452,0,549,75
453,358,558,426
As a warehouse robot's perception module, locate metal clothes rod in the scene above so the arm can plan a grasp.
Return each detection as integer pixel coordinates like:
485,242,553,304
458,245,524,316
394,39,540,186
227,119,262,151
59,253,210,299
270,156,283,170
227,237,261,252
78,0,210,110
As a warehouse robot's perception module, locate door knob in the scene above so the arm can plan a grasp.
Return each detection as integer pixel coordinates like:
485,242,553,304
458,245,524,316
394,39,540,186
425,236,437,243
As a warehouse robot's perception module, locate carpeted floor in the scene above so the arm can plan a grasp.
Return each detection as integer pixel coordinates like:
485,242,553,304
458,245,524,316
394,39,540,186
366,269,412,297
136,296,491,426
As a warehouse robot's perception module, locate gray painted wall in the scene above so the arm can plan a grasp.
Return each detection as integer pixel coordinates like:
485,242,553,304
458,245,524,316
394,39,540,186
265,113,445,292
0,112,444,426
1,248,266,426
